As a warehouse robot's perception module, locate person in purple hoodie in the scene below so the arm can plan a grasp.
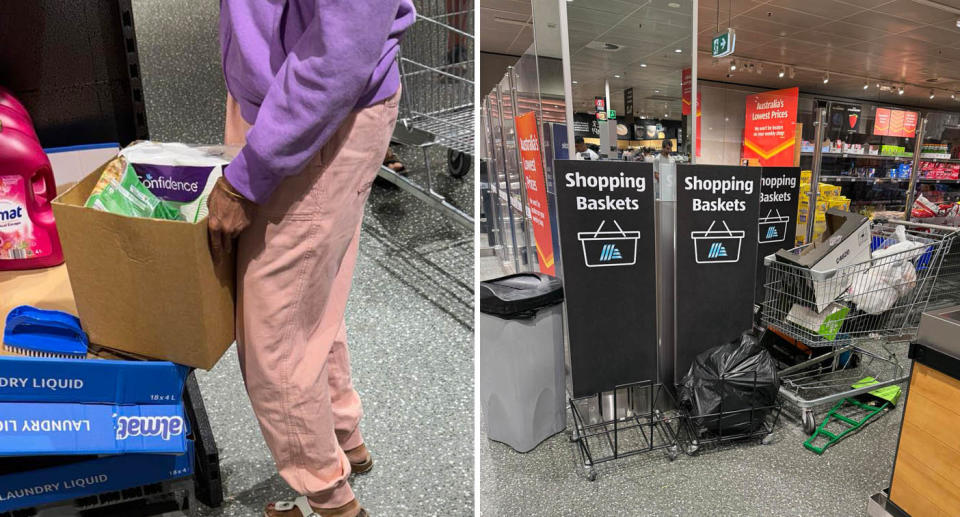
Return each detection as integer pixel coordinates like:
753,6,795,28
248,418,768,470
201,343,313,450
206,2,416,516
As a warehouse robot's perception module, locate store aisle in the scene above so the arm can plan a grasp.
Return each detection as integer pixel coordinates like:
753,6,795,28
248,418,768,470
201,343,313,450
194,171,474,516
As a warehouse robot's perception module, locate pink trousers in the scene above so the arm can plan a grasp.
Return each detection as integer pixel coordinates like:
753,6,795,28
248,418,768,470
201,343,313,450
226,89,399,508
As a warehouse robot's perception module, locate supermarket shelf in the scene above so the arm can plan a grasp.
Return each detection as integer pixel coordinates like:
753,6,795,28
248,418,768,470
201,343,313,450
800,152,912,160
801,152,960,164
820,176,960,184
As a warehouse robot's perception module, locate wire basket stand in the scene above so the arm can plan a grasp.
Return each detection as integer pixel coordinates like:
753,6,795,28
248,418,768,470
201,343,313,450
760,218,959,433
396,0,474,177
677,370,782,455
569,382,681,481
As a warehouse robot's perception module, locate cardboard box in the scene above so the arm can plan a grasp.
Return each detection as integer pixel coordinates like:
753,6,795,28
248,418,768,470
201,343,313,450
51,163,235,369
0,265,77,339
0,355,188,405
0,401,188,456
0,441,193,512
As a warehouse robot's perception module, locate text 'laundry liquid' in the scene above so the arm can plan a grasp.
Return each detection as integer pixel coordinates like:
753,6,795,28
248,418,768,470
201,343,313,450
0,118,63,270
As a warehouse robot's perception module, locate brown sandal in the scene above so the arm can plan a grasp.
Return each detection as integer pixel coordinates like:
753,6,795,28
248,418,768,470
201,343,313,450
346,444,373,475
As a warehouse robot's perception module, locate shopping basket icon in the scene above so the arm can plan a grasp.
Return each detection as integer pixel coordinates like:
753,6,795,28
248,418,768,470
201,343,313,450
691,220,745,264
578,220,641,268
758,209,790,244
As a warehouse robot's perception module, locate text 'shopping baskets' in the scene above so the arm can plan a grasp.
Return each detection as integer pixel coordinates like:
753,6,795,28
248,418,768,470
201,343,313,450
578,220,641,268
758,209,790,243
691,220,745,264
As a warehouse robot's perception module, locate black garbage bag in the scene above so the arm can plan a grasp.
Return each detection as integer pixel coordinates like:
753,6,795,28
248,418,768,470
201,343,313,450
678,330,779,436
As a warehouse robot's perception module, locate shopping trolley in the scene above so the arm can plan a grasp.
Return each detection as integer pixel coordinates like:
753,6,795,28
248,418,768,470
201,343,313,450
378,0,474,230
760,218,958,434
396,0,473,177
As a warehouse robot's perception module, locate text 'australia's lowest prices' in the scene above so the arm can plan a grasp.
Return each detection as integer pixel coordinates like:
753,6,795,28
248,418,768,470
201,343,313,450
760,175,797,203
684,175,754,211
565,170,646,210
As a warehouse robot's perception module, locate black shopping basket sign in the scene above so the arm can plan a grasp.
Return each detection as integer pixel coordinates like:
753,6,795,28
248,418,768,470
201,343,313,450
578,220,641,268
691,220,745,264
758,209,790,243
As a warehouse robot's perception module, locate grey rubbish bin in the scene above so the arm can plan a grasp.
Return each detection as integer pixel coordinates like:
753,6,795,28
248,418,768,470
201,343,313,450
479,273,565,453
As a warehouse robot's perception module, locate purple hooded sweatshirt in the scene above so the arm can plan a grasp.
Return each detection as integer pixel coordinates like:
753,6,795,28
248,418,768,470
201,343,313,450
219,0,416,203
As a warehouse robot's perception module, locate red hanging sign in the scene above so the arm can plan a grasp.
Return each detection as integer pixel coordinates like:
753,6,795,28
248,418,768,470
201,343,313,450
681,68,701,157
514,112,556,275
874,108,917,137
742,87,799,166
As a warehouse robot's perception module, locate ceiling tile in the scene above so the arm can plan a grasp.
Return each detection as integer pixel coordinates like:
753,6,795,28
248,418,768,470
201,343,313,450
787,29,862,49
817,20,895,42
898,27,960,49
765,0,864,18
835,11,925,34
869,0,947,24
739,5,833,29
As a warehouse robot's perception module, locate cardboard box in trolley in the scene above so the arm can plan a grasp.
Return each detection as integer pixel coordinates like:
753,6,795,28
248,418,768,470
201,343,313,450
51,162,236,369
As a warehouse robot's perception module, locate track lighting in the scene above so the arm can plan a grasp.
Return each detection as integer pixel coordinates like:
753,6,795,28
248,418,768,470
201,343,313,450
863,81,869,90
930,90,936,99
898,86,904,95
778,66,785,78
730,60,737,71
823,72,829,84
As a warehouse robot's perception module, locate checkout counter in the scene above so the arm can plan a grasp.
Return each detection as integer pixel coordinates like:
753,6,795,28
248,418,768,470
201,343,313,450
871,306,960,516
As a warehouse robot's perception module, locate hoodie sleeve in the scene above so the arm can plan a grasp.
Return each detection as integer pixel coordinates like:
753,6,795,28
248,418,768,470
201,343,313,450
224,0,405,203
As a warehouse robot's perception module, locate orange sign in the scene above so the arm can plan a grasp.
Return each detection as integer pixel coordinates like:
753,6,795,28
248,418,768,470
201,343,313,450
742,87,799,166
515,112,556,275
682,68,701,157
874,108,917,137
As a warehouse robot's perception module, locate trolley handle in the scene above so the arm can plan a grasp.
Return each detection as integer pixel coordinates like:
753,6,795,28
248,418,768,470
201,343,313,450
876,217,960,234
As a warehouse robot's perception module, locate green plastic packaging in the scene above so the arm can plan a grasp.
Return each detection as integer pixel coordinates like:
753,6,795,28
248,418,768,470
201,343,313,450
85,163,182,221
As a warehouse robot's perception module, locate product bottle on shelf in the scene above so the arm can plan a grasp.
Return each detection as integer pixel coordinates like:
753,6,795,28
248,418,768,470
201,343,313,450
0,97,63,270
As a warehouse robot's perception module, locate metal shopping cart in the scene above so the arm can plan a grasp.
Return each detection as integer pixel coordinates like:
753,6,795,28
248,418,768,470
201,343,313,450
760,218,959,434
378,0,474,230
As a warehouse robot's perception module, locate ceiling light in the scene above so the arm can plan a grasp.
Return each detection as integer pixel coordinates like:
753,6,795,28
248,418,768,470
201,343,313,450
572,80,578,84
665,113,669,117
675,48,683,53
654,90,660,93
613,74,621,78
668,2,680,7
863,81,869,90
956,18,960,28
730,60,737,71
876,82,880,88
778,66,785,78
640,63,647,68
823,72,829,84
953,92,958,100
898,86,905,95
930,89,936,99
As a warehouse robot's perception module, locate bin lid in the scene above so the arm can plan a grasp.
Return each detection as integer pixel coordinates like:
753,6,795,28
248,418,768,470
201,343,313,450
479,273,563,318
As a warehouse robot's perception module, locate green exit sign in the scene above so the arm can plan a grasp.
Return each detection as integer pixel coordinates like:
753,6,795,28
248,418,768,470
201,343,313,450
712,28,736,58
608,109,616,119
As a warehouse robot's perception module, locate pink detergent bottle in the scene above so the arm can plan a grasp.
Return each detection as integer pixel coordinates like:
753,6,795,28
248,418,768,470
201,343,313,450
0,121,63,270
0,86,31,124
0,106,38,141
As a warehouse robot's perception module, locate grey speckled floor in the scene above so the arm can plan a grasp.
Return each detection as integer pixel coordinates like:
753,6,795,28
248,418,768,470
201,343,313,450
132,1,475,514
479,241,903,517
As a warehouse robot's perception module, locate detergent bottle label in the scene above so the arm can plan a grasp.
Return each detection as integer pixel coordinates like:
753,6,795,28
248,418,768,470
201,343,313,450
0,175,50,260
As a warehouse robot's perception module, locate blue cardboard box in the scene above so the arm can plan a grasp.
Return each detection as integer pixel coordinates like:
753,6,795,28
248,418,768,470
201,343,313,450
0,441,193,512
0,355,189,404
0,402,188,456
